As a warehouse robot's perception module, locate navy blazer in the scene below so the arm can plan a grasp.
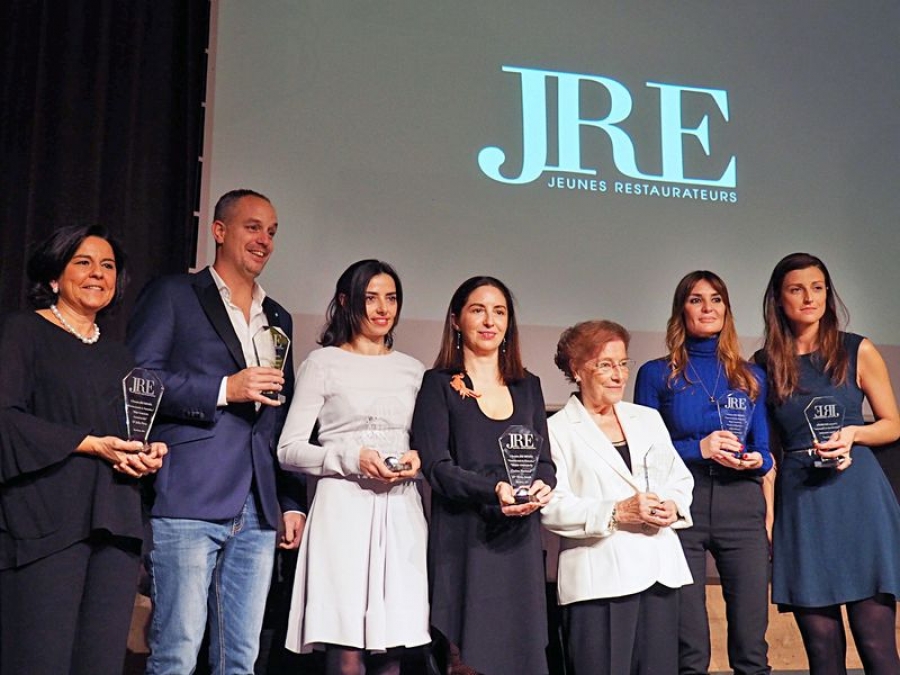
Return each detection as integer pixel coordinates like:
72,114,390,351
126,267,303,528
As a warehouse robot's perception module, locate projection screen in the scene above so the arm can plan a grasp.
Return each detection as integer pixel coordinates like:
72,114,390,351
200,1,900,405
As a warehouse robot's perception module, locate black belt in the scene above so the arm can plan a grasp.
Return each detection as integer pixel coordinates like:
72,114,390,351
689,463,760,482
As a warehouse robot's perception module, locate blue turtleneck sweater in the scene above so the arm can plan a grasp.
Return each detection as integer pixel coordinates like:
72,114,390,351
634,336,773,474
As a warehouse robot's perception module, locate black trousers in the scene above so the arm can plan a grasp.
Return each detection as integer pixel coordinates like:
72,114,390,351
678,466,770,675
562,583,679,675
0,533,141,675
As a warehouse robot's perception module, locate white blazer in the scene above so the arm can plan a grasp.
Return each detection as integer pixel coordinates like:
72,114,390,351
542,395,694,605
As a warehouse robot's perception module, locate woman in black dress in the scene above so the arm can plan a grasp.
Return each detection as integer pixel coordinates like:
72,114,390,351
412,276,555,675
0,225,166,675
759,252,900,675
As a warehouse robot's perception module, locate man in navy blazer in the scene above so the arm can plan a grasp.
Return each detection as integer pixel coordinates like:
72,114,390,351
127,189,305,674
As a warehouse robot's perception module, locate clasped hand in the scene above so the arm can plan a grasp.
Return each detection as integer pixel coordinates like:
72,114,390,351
358,447,421,482
700,430,763,470
495,479,552,517
814,426,856,471
80,435,167,477
616,492,678,528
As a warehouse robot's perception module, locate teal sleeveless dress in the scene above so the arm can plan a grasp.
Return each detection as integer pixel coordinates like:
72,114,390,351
767,333,900,608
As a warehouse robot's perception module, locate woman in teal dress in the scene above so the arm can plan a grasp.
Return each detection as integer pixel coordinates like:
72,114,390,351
758,252,900,675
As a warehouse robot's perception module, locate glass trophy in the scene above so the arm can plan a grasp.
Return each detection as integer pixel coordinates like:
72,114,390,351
498,425,543,503
804,396,846,468
252,325,291,403
639,444,674,534
717,391,755,457
641,443,675,494
122,368,164,448
359,398,411,472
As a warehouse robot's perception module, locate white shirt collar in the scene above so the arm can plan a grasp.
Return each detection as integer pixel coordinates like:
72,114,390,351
209,266,267,306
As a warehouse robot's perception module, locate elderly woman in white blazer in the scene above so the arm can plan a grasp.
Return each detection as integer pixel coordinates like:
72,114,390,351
542,320,694,675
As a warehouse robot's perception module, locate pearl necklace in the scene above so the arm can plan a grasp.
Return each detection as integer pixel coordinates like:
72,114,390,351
50,304,100,344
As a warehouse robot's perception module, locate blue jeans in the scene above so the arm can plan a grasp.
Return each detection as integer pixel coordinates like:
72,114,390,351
146,493,276,675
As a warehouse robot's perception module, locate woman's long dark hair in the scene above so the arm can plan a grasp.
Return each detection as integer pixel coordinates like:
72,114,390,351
762,252,849,404
318,259,403,348
433,276,525,383
666,270,759,400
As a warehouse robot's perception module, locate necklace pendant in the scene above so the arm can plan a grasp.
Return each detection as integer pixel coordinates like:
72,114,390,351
688,361,723,406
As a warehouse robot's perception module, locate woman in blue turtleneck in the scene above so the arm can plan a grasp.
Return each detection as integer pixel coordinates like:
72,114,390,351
635,271,774,675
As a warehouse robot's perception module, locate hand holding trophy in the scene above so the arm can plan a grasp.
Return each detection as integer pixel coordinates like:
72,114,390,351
123,367,165,448
804,396,846,468
252,326,291,403
717,390,755,457
498,425,543,503
359,398,412,473
639,443,677,533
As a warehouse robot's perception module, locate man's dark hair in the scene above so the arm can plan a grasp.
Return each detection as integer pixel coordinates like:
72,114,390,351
213,189,271,223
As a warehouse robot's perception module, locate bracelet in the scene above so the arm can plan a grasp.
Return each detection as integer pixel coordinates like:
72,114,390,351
608,504,619,532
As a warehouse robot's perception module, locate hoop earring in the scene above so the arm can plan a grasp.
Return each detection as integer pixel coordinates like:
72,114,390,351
455,331,461,351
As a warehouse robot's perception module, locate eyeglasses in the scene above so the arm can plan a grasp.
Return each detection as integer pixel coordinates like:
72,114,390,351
591,359,635,376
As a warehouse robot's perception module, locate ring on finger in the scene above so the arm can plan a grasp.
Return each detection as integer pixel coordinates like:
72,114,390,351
649,507,657,516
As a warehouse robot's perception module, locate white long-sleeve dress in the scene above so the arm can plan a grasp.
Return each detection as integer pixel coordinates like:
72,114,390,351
277,347,430,653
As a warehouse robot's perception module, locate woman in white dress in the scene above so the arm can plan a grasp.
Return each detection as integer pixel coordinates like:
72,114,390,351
278,259,430,675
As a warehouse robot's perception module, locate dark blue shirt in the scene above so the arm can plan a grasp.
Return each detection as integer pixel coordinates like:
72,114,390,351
634,336,773,475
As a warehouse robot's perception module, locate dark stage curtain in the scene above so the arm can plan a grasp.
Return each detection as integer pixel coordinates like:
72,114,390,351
0,0,209,339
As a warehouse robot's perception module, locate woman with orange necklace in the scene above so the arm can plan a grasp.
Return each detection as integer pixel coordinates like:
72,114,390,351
412,276,555,675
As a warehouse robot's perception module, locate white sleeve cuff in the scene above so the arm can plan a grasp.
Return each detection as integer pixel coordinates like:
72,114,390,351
217,377,229,407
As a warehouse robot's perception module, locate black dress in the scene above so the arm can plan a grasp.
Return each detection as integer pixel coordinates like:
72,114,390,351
412,369,556,675
0,311,144,569
764,332,900,608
